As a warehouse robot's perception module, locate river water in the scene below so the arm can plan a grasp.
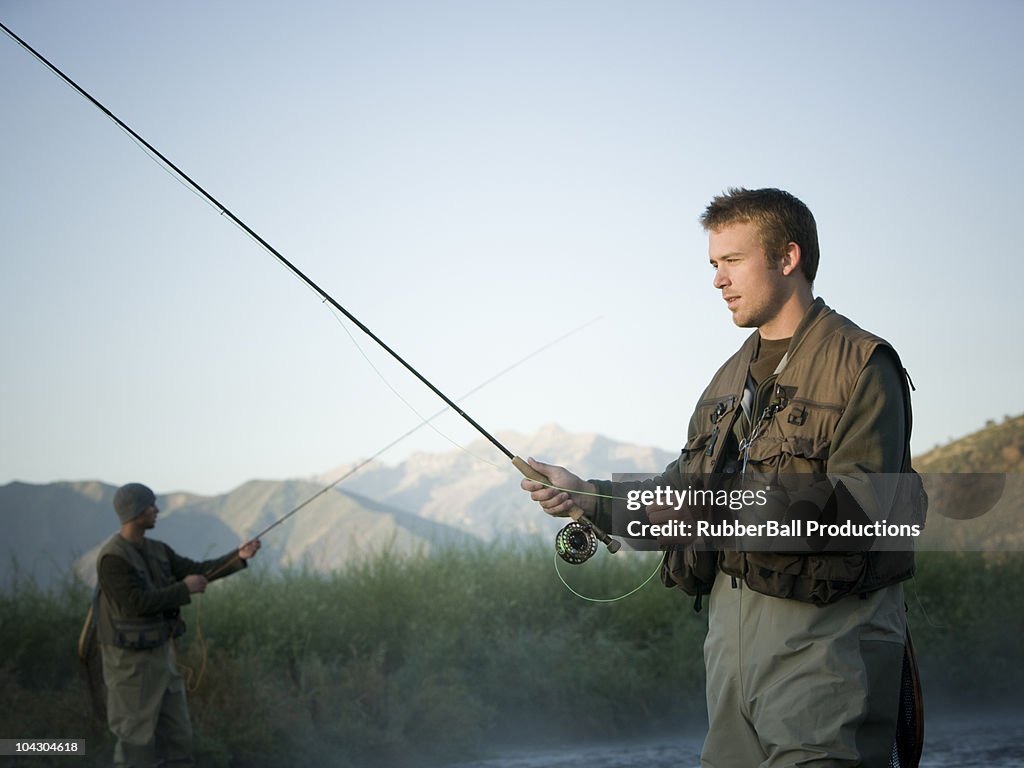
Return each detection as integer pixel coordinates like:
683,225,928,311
447,713,1024,767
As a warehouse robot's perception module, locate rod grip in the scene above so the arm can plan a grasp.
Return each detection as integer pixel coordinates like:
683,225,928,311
512,456,620,554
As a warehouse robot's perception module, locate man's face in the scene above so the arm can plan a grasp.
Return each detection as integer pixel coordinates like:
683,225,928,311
139,504,158,530
708,221,789,331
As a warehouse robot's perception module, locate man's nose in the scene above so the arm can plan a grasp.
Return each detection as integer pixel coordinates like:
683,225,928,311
713,267,728,289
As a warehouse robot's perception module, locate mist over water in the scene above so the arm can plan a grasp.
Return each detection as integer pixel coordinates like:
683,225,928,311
447,737,702,768
446,712,1024,768
919,712,1024,768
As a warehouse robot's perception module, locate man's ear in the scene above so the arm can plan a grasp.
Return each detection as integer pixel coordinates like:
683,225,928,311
781,242,802,277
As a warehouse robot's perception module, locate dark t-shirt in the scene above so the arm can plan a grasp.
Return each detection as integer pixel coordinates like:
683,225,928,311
750,335,790,386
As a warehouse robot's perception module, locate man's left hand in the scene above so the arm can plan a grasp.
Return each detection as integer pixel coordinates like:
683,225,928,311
238,539,262,560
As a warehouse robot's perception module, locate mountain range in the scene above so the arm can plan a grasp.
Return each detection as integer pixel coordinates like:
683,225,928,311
0,424,675,590
3,418,1021,590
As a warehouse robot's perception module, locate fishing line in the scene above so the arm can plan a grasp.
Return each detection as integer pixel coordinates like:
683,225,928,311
324,304,504,471
202,315,607,581
553,550,662,603
180,314,634,696
907,576,947,630
182,318,611,690
318,305,635,506
179,596,207,693
3,26,217,213
1,20,624,557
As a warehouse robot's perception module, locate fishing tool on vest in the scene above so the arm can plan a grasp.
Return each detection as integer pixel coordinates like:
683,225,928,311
739,389,787,477
1,22,623,561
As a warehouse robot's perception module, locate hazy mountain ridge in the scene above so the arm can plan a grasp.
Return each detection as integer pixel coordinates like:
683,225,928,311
317,423,678,537
1,480,119,586
1,478,471,590
1,424,674,589
4,419,1021,590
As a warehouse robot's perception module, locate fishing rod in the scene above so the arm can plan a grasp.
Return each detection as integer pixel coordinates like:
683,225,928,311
1,21,621,558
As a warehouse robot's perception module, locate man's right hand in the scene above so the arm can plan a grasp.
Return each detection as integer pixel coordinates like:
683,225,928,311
183,574,208,594
519,457,597,517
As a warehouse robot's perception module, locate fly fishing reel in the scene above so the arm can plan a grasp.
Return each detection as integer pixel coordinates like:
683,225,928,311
555,520,599,564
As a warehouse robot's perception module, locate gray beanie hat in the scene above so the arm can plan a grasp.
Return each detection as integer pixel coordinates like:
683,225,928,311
113,483,156,524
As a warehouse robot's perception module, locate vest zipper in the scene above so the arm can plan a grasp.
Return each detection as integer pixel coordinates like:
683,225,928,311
788,397,844,413
752,374,778,420
705,425,720,456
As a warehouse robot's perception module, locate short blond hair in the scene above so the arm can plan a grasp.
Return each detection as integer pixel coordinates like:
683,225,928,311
700,187,819,284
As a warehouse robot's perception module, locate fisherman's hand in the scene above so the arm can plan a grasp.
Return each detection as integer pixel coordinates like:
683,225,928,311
183,574,208,594
238,538,262,560
646,501,697,548
519,457,597,517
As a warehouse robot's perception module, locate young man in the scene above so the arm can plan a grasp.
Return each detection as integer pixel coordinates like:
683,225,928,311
95,482,261,767
522,188,918,767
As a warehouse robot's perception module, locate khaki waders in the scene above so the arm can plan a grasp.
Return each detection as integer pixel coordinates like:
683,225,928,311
701,577,906,768
101,642,194,767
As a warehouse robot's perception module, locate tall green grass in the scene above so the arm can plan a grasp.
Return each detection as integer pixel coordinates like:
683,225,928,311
2,544,1021,767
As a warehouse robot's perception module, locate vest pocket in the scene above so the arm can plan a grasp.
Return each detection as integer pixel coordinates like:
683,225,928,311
743,434,832,475
112,616,173,650
682,432,714,473
742,551,868,604
661,546,717,596
742,398,840,474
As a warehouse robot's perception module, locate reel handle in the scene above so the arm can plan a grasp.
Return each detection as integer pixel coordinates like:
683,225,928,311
513,456,621,554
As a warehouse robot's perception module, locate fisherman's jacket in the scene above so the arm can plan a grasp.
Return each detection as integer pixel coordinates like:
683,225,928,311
593,298,926,605
95,535,244,649
95,535,188,650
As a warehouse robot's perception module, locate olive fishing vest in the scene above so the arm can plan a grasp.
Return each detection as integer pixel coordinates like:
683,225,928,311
662,299,924,605
95,535,186,650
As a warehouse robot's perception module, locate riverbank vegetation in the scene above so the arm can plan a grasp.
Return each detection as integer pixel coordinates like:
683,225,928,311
2,544,1021,767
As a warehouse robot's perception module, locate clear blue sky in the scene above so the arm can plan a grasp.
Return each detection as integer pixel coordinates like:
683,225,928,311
2,1,1022,495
